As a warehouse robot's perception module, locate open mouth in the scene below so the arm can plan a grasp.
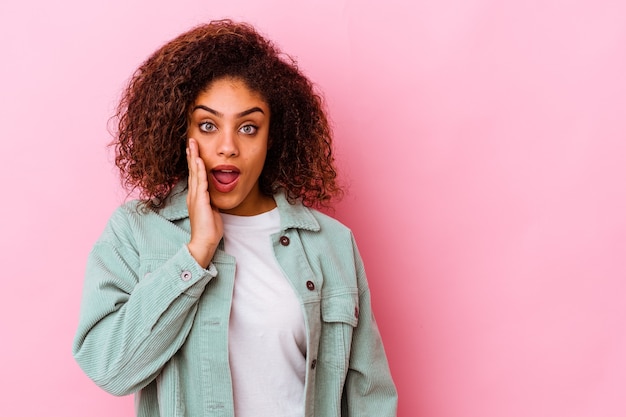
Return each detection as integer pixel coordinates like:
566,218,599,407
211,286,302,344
211,166,240,193
212,169,239,185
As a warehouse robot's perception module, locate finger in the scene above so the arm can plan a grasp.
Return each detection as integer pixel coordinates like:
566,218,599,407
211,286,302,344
196,155,209,198
186,146,191,176
187,138,197,176
191,141,205,194
188,139,207,191
186,138,198,205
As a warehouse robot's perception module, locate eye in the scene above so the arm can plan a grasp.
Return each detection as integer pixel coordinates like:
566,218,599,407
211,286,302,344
199,121,216,133
239,124,258,135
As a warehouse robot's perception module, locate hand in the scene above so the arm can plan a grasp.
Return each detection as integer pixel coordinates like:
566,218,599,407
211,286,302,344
186,138,223,268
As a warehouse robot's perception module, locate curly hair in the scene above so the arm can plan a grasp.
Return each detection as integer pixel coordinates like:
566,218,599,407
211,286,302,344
112,19,342,210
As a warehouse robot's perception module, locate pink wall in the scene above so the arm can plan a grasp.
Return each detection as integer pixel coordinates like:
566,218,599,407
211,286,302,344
1,0,625,416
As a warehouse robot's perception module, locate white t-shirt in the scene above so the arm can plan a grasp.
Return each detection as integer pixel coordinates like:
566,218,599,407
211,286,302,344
221,208,306,417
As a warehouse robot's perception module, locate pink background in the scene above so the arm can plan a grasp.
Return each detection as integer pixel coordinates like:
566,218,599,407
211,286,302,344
1,0,625,416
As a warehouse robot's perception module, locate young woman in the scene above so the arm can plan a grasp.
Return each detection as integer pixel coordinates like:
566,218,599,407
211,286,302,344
73,20,397,417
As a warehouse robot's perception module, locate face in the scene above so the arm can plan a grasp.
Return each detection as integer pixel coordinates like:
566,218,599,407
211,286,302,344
187,77,274,216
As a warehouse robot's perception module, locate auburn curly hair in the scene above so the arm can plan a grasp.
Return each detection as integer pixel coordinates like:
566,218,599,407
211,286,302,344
112,20,342,210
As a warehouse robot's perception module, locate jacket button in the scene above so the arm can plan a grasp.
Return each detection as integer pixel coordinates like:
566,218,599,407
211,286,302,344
180,270,192,281
306,281,315,291
279,236,290,246
311,359,317,369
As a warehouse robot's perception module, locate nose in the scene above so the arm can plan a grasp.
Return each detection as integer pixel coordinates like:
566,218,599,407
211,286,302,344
216,130,239,157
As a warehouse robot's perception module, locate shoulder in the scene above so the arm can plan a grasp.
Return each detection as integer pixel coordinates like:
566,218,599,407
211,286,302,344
308,208,353,238
95,200,144,246
275,192,354,241
286,203,359,257
107,187,188,230
98,198,172,247
105,181,188,229
108,199,150,228
95,197,186,258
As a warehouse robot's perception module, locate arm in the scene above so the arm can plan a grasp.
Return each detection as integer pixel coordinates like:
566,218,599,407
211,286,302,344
344,236,398,416
72,209,216,396
73,138,222,396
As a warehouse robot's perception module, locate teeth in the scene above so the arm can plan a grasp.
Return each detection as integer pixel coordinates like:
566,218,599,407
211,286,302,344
220,170,233,173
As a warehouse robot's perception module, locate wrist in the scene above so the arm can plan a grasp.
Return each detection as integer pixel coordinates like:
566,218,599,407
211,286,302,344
187,241,216,269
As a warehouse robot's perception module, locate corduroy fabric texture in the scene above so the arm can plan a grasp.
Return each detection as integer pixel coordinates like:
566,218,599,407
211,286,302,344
73,182,398,416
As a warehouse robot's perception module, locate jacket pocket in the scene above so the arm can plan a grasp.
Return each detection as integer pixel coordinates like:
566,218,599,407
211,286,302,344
319,292,359,371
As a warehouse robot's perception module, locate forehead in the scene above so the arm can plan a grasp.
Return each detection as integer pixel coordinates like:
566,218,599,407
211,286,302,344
195,77,268,106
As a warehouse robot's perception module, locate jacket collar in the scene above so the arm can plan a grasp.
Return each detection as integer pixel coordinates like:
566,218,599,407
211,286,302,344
157,181,320,232
274,191,320,232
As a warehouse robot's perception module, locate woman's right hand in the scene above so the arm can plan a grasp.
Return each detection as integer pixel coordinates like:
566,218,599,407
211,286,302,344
186,138,223,268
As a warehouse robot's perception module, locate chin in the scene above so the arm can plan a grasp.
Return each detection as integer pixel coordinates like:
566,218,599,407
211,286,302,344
212,195,243,211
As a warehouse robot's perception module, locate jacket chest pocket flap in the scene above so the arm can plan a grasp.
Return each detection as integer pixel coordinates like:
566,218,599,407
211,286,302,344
319,291,359,370
321,292,359,327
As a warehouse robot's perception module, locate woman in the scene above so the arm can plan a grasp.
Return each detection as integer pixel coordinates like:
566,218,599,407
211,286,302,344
73,20,397,417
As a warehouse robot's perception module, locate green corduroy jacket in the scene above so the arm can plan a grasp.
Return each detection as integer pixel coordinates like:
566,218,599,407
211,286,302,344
73,182,397,416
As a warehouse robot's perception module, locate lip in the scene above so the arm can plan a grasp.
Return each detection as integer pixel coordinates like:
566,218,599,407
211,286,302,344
210,165,241,193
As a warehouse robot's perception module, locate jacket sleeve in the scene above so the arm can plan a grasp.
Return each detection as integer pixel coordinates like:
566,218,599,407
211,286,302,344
72,206,216,396
343,235,398,416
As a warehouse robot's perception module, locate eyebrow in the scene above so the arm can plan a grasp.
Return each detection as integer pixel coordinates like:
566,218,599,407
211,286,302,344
191,105,265,118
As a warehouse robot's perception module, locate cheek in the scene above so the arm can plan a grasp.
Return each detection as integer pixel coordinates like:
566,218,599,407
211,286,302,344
195,144,213,167
252,146,269,170
193,138,212,155
255,136,270,158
